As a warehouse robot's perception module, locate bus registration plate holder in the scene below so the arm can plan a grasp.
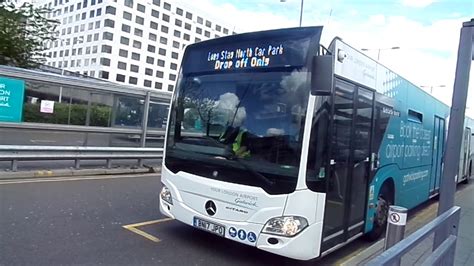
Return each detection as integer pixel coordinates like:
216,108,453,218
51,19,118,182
193,217,225,237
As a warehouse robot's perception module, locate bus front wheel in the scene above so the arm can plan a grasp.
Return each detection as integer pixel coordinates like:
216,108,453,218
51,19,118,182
366,183,394,241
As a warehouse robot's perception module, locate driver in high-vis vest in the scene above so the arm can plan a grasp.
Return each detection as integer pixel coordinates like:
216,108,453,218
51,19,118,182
219,127,250,158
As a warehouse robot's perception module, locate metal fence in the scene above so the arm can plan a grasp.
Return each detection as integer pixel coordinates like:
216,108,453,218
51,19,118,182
0,145,163,171
367,206,461,266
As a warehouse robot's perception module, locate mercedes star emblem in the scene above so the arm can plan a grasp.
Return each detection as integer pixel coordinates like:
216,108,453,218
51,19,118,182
205,200,217,216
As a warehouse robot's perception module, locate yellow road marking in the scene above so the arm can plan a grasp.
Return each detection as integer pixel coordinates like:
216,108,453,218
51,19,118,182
123,226,162,243
122,218,174,243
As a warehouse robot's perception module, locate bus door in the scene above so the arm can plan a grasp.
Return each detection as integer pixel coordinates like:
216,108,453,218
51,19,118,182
321,79,375,251
430,116,445,194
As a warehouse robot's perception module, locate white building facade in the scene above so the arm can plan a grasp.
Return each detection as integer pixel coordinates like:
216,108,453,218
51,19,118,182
37,0,235,92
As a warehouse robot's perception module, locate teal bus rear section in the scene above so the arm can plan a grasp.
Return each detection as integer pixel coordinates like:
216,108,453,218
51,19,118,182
328,39,474,235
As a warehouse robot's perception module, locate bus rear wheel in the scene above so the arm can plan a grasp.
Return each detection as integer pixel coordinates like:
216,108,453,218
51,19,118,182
366,185,393,241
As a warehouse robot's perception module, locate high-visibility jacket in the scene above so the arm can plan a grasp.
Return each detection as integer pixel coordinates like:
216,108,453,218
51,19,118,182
233,130,250,158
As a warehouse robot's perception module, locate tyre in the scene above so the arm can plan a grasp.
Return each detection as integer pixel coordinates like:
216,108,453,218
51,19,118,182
365,183,393,241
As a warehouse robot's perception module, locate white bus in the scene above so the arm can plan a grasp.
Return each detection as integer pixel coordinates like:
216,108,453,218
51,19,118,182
159,27,474,260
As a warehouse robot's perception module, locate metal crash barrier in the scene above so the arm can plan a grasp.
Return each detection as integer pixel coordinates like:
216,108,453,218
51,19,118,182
0,145,163,171
367,206,461,266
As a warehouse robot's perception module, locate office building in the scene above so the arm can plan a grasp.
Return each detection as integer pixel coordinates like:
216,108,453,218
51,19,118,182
36,0,235,92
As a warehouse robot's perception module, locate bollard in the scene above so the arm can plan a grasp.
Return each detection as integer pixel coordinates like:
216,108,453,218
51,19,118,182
385,206,408,251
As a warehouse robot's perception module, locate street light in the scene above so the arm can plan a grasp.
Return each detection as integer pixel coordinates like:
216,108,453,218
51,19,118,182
420,85,446,94
280,0,304,27
361,46,400,61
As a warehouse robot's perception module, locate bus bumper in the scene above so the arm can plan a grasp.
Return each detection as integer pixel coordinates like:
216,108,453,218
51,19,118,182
160,196,322,260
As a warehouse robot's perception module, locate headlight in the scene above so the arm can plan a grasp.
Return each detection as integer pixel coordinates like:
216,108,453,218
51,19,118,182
160,185,173,205
262,216,308,237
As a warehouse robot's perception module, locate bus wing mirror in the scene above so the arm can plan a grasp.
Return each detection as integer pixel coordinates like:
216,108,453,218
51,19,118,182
311,55,334,96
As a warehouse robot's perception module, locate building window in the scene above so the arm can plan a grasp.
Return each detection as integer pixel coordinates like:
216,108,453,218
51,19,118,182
92,45,98,53
81,12,86,20
204,31,210,37
158,48,166,56
216,25,221,32
135,16,144,25
184,33,190,41
162,14,170,22
129,77,138,85
195,37,201,43
146,56,154,64
149,33,157,41
176,7,183,15
123,11,132,20
105,6,116,15
144,80,152,87
174,30,181,38
147,45,156,53
205,20,211,28
132,40,141,49
100,57,111,66
185,12,192,20
101,45,112,53
152,0,160,6
169,74,176,81
145,68,153,76
124,0,133,8
156,71,164,78
94,33,99,41
171,52,178,59
157,59,165,67
130,64,139,72
96,8,101,16
95,20,100,29
104,19,114,28
131,52,140,61
161,25,168,33
100,71,109,79
163,2,171,10
151,9,159,18
119,49,128,57
196,27,202,34
102,32,113,41
159,36,167,44
197,16,203,24
184,23,191,30
122,24,131,33
116,74,125,82
172,41,179,48
155,82,162,89
175,19,182,27
118,61,126,70
134,28,143,37
90,10,95,18
170,63,177,70
168,85,174,91
223,28,229,34
137,3,145,12
120,36,130,45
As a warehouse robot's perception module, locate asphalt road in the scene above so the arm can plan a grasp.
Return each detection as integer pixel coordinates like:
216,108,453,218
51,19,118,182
0,174,369,265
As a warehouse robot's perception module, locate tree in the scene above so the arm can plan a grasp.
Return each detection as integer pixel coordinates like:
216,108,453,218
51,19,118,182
0,1,59,68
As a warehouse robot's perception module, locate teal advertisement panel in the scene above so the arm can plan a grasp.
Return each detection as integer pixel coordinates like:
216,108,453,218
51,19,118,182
0,77,25,122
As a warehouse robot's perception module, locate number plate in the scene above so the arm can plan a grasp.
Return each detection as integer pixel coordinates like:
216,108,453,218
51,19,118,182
193,217,225,237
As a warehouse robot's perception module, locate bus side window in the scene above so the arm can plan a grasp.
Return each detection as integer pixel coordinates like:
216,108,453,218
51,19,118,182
306,96,331,192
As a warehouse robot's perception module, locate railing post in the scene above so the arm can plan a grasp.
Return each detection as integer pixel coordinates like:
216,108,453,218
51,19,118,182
106,159,112,169
384,206,407,265
11,159,18,172
74,159,81,169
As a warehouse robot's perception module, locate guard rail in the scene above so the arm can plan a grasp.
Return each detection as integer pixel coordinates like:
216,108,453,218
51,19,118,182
0,145,163,171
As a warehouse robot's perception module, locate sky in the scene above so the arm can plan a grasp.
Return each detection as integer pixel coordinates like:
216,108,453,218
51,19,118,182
181,0,474,117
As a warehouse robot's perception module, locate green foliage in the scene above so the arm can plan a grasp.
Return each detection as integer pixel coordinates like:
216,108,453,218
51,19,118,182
23,103,112,127
0,1,59,68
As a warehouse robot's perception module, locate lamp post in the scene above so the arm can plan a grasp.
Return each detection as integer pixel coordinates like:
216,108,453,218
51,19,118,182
420,85,446,94
361,46,400,61
280,0,304,27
